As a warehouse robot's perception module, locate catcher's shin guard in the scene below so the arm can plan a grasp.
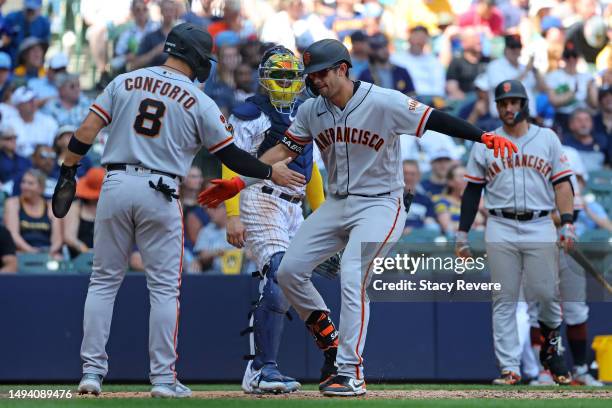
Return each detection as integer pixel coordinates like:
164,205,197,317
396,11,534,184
539,322,571,385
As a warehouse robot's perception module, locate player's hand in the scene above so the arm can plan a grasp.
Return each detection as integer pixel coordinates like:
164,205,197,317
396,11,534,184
197,177,246,208
454,231,473,259
226,216,246,248
481,132,518,158
271,157,306,188
558,223,577,252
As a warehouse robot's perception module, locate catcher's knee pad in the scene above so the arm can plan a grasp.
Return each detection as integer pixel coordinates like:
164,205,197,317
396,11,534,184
260,252,290,314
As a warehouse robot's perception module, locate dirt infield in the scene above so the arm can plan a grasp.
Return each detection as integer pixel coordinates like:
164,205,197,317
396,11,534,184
81,390,612,399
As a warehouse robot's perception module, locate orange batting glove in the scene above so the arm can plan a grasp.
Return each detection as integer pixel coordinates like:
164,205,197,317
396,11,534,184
481,132,518,158
198,177,246,208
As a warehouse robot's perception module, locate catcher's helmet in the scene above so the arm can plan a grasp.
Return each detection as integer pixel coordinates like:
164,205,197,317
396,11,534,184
302,39,352,75
494,79,529,123
258,45,304,114
164,23,215,82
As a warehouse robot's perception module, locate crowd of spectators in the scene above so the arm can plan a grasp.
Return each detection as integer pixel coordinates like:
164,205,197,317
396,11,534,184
1,0,612,275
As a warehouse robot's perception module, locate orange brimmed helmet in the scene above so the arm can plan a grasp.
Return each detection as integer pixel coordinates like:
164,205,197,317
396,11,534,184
258,45,304,114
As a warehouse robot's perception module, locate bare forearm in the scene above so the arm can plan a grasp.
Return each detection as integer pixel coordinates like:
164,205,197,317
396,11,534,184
0,256,17,273
63,114,105,166
258,144,298,164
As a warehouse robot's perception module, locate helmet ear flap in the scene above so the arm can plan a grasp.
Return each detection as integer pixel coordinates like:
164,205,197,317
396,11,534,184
196,59,211,83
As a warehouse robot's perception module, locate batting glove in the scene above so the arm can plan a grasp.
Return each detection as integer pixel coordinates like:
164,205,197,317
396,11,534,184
481,132,518,158
454,231,473,259
558,223,577,252
197,177,246,208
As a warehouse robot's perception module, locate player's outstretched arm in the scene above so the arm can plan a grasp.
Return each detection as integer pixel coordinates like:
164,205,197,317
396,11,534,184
306,163,325,211
424,109,518,158
52,112,106,218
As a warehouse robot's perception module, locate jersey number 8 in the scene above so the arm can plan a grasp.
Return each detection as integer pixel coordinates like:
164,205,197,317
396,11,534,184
133,98,166,137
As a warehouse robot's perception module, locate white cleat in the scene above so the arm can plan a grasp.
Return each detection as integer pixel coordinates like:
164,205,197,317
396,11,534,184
242,360,263,394
150,381,192,398
78,373,103,395
529,370,556,386
573,365,604,386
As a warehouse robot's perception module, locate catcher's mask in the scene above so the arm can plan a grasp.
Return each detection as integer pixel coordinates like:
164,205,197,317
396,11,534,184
258,46,304,115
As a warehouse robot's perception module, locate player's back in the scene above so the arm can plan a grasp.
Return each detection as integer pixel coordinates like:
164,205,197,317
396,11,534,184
93,67,220,177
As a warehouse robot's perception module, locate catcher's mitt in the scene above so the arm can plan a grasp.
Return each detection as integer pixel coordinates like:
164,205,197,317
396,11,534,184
313,251,342,280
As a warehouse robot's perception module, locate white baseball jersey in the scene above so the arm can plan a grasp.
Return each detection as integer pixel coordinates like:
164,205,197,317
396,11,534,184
229,113,306,196
465,124,572,212
91,66,234,177
285,82,432,197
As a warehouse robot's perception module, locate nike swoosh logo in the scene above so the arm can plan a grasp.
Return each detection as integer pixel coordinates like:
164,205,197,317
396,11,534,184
317,111,327,117
353,380,365,387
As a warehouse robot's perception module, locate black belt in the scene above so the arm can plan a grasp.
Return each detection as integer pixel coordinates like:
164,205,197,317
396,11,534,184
334,191,391,198
489,209,550,221
261,186,302,204
106,163,179,180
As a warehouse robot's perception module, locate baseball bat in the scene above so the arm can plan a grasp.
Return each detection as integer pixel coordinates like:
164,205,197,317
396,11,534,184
567,247,612,295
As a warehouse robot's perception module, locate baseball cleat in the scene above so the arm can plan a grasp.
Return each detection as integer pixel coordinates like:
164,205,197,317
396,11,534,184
540,335,571,385
242,360,262,394
321,375,366,397
77,373,103,395
528,370,555,386
572,365,604,386
492,370,521,385
150,381,192,398
319,347,338,391
242,361,300,394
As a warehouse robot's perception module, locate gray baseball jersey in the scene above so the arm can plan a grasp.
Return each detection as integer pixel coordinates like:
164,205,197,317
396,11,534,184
465,125,572,212
91,66,234,177
286,82,432,197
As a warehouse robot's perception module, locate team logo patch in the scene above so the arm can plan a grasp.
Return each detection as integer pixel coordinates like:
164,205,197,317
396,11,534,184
408,99,419,111
560,154,569,163
220,114,226,123
303,52,311,66
503,82,512,93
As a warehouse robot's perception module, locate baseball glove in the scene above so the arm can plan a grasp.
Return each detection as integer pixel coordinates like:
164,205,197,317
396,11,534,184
313,251,342,280
52,164,80,218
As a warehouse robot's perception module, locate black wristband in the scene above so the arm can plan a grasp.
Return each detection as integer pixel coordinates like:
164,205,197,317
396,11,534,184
68,134,92,156
560,213,573,225
281,135,305,155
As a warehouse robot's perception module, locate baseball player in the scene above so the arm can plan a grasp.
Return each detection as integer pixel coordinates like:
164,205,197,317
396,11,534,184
199,39,517,396
50,23,305,398
221,45,328,394
456,79,575,385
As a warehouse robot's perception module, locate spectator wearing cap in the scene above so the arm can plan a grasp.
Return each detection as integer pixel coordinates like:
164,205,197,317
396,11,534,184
483,34,542,119
391,26,446,98
461,73,502,131
12,143,57,199
545,44,595,133
41,73,91,127
421,148,456,197
358,32,414,96
0,50,12,98
113,0,158,73
27,52,68,101
3,168,62,256
566,15,608,64
0,224,17,273
402,159,438,235
63,167,104,258
3,0,50,61
51,125,92,180
0,124,30,189
13,36,45,81
563,107,608,172
348,30,369,80
10,86,58,157
458,0,505,36
446,27,488,100
132,0,178,70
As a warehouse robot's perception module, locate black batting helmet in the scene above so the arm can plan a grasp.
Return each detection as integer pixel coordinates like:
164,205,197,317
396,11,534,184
164,23,216,82
302,39,352,74
494,79,529,123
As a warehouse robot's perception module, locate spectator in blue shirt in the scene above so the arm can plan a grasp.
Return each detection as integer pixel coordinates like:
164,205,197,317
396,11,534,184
358,33,415,96
592,86,612,164
0,124,31,189
28,52,68,101
3,0,50,62
0,50,12,98
563,108,608,172
421,149,455,197
349,30,369,80
402,160,438,235
41,73,91,127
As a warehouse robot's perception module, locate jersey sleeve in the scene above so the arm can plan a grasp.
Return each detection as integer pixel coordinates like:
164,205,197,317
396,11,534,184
388,92,433,137
550,133,573,183
285,100,313,145
196,104,234,154
90,78,117,125
464,143,487,184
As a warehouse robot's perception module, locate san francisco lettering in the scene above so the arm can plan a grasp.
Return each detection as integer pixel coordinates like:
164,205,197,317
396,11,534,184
314,126,385,152
486,154,552,180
